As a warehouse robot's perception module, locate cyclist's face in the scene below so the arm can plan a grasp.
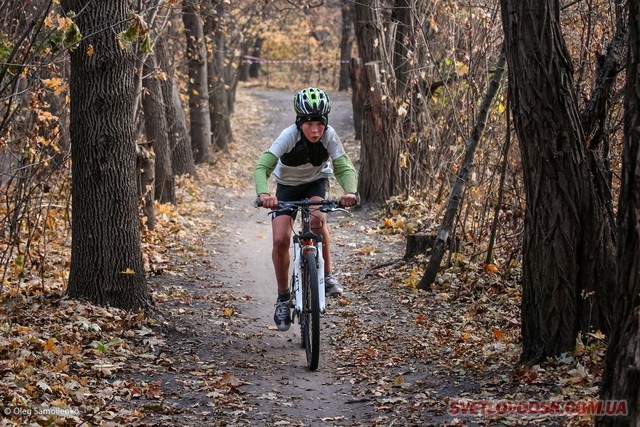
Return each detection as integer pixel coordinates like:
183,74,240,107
300,121,325,142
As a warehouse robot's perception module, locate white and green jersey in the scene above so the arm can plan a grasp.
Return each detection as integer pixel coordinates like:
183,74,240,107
253,124,357,195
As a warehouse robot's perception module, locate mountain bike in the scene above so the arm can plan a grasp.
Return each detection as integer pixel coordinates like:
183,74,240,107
255,198,349,370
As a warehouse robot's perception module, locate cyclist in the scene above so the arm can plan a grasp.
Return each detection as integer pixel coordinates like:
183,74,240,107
254,87,359,331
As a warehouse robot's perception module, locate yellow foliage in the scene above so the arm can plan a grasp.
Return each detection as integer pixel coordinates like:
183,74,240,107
455,60,469,74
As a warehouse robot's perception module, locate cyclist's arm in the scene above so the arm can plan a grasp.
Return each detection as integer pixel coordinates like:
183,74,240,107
254,151,278,195
332,154,357,194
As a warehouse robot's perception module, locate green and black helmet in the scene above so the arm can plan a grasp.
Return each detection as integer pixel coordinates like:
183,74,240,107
293,87,331,117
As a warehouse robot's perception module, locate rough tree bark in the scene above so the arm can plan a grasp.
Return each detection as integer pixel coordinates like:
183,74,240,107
353,1,404,203
349,58,364,141
352,1,437,203
155,36,197,178
338,0,354,91
142,54,176,204
391,0,412,93
500,0,616,362
204,0,233,152
597,310,640,426
136,143,155,230
62,0,150,310
597,2,640,424
183,0,211,164
581,0,627,151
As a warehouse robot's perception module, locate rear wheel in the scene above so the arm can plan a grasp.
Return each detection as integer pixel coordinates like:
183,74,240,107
300,251,320,371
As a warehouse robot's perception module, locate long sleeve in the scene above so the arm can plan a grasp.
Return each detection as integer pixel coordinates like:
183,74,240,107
253,151,279,195
332,154,357,193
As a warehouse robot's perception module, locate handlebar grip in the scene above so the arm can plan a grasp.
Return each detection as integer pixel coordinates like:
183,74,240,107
253,197,263,208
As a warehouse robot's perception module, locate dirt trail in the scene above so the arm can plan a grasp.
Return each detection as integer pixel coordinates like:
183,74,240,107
205,192,372,426
207,88,373,425
131,87,569,427
139,88,382,426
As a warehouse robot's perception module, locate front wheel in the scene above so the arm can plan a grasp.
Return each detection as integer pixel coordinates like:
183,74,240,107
300,251,320,371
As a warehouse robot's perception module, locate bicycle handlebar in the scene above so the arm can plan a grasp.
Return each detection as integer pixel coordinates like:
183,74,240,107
254,198,350,214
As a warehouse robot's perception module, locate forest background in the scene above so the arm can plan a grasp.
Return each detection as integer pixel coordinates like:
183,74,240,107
0,0,639,426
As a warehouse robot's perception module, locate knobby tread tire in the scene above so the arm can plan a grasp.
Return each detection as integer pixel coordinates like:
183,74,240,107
301,251,320,370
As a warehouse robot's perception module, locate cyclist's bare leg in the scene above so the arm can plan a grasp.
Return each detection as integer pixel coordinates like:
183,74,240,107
272,215,293,293
320,225,331,273
309,196,331,274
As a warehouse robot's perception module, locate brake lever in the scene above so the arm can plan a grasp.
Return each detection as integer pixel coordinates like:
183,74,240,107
320,206,352,216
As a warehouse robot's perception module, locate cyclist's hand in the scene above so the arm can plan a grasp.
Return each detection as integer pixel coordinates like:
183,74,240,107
340,192,359,208
259,193,279,209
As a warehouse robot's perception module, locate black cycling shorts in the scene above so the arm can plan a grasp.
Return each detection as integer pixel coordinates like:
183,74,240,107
273,178,329,219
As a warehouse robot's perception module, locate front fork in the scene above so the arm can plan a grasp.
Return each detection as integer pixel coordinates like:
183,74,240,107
292,238,326,317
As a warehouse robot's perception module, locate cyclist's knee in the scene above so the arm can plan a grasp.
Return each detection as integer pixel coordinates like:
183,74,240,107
310,215,325,231
273,235,290,252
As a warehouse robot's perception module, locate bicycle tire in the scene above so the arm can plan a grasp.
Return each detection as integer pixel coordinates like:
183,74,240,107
300,251,320,371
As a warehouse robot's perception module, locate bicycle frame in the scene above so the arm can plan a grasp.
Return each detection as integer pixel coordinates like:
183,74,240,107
292,216,326,314
255,197,348,370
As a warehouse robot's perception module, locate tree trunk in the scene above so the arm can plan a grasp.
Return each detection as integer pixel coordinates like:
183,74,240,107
405,234,436,259
142,55,176,204
611,0,640,336
500,0,616,362
352,1,438,203
581,1,626,151
597,310,640,426
359,60,403,203
338,0,354,91
62,0,150,310
349,58,364,141
155,36,197,179
204,0,233,152
598,2,640,424
418,50,506,290
249,38,263,78
183,0,211,164
391,0,412,93
239,47,250,82
353,1,403,203
136,143,155,230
